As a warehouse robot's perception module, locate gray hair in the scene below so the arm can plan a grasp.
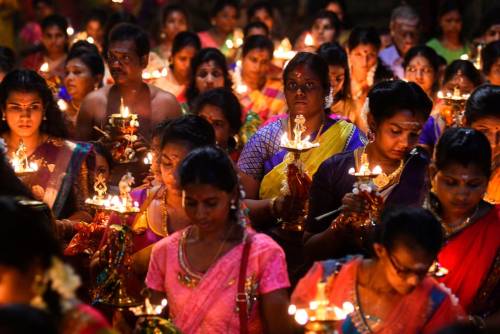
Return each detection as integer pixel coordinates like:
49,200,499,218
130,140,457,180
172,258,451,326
390,5,419,24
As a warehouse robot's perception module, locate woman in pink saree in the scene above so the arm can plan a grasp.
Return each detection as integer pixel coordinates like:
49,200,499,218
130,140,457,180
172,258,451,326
292,207,464,334
146,146,292,333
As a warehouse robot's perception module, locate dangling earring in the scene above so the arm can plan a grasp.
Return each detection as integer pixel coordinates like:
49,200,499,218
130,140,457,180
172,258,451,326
367,129,375,143
324,87,334,109
42,114,47,121
30,274,48,309
1,113,5,121
230,199,237,210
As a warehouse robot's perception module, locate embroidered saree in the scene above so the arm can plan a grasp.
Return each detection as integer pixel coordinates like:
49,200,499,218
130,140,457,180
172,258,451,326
438,205,500,316
15,137,92,219
292,257,464,334
235,77,287,144
237,117,365,198
145,228,290,334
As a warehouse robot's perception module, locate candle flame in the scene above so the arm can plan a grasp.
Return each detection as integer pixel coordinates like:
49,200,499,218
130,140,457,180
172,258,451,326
304,33,314,47
86,36,95,44
372,165,382,175
66,26,75,36
225,39,234,49
294,309,309,325
57,99,68,111
122,106,130,118
40,63,49,73
288,304,297,315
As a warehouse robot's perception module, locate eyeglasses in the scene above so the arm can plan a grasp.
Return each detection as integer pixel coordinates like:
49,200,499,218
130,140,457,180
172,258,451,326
388,253,430,279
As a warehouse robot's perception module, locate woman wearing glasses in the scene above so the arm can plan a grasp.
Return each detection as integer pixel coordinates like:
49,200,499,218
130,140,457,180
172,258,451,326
292,206,464,334
428,128,500,328
238,52,365,283
0,70,93,230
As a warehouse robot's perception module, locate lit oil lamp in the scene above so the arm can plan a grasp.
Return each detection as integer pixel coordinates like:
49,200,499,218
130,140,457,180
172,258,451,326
91,173,140,308
108,98,140,163
437,87,470,127
57,99,68,111
66,26,75,36
130,294,180,333
288,281,354,333
142,67,168,81
277,115,319,231
11,140,38,174
274,38,297,61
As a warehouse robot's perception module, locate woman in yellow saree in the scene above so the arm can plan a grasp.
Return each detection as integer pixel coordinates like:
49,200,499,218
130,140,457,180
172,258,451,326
238,52,365,284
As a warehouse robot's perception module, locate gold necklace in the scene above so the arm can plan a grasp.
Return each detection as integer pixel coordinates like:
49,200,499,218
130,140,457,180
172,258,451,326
361,146,404,189
177,224,236,288
442,206,479,237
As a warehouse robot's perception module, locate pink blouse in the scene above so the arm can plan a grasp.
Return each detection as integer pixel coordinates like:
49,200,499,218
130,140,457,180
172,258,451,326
146,227,290,333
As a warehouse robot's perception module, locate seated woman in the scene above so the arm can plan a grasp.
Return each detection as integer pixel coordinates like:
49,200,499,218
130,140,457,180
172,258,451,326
347,26,395,133
419,59,483,152
238,52,364,283
304,80,432,261
403,45,440,100
0,196,112,334
317,42,358,125
464,85,500,204
146,146,292,334
482,40,500,86
234,35,287,142
153,4,189,63
0,70,92,226
120,116,216,277
292,206,464,334
184,48,233,113
22,14,69,83
63,41,104,138
426,0,469,65
192,88,242,161
155,31,201,104
427,127,500,326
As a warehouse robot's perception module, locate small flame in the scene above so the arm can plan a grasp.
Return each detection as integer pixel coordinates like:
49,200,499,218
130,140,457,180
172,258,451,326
86,36,95,44
142,71,151,80
57,99,68,111
294,309,309,325
152,70,161,79
304,33,314,47
161,67,168,77
342,302,354,314
225,39,234,49
372,165,382,175
236,84,248,94
460,54,469,60
288,304,297,315
40,63,49,73
121,106,130,118
66,26,75,36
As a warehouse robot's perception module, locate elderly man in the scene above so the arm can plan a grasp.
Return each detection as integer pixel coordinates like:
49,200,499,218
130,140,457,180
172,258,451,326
379,5,420,79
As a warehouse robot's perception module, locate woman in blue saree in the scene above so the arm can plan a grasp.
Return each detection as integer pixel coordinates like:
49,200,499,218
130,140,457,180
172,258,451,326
304,80,433,261
238,52,365,283
0,70,92,227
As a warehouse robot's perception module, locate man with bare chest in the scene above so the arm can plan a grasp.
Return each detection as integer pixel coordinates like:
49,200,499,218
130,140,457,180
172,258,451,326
76,23,182,142
76,23,182,183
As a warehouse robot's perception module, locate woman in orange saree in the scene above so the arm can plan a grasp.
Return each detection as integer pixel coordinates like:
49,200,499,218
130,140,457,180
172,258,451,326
292,207,464,334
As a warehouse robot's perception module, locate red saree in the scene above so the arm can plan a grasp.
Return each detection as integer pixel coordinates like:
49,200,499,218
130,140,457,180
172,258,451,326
438,205,500,313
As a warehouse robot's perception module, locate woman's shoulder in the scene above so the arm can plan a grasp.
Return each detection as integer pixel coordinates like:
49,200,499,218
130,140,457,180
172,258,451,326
249,232,283,252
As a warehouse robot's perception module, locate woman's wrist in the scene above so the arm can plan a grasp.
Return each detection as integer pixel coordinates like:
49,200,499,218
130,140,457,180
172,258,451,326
269,197,279,219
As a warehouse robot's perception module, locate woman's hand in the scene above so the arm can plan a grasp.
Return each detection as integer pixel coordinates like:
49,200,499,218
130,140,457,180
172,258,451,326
341,192,369,217
273,195,307,222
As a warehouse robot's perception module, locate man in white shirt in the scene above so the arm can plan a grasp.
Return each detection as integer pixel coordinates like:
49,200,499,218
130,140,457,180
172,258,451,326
379,5,420,79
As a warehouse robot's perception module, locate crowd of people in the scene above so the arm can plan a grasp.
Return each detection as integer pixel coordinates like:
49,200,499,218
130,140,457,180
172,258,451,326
0,0,499,333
